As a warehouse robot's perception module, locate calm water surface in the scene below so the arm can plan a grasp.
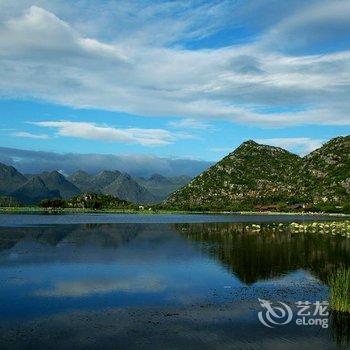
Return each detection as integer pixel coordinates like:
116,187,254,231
0,214,349,349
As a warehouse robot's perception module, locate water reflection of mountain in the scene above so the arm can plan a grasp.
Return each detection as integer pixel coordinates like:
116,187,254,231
175,223,350,284
0,224,142,251
0,224,196,266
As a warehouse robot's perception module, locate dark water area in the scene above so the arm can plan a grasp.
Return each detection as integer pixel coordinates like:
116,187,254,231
0,214,349,349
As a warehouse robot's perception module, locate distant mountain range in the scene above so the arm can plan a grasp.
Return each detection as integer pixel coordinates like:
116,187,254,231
165,136,350,212
0,165,191,205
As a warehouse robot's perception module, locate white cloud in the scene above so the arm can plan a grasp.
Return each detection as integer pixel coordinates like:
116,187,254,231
11,131,50,139
168,118,212,130
262,0,350,54
32,120,190,146
0,3,349,127
255,137,324,155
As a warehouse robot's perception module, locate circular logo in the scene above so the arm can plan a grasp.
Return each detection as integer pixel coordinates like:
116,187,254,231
258,298,293,328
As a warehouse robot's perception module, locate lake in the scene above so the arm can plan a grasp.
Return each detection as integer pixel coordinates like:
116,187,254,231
0,214,349,349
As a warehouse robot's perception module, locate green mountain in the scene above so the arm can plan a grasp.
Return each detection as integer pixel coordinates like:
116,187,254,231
0,162,27,195
11,176,61,205
136,173,191,201
103,173,156,204
165,136,350,211
39,171,81,199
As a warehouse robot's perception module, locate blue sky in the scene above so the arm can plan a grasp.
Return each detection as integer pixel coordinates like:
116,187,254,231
0,0,349,174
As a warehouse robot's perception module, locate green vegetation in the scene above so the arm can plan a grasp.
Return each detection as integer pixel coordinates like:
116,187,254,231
329,267,350,313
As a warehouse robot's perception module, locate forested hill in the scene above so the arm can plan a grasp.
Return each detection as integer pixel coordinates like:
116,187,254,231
164,136,350,212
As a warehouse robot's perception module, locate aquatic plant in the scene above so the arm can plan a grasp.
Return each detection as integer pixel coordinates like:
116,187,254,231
288,221,350,238
329,267,350,313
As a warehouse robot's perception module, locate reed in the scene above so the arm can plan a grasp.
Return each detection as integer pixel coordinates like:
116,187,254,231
329,267,350,313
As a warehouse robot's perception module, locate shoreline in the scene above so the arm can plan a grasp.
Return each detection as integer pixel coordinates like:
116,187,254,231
0,206,349,218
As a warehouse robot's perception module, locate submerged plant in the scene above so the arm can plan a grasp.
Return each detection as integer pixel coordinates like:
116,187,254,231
329,267,350,313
